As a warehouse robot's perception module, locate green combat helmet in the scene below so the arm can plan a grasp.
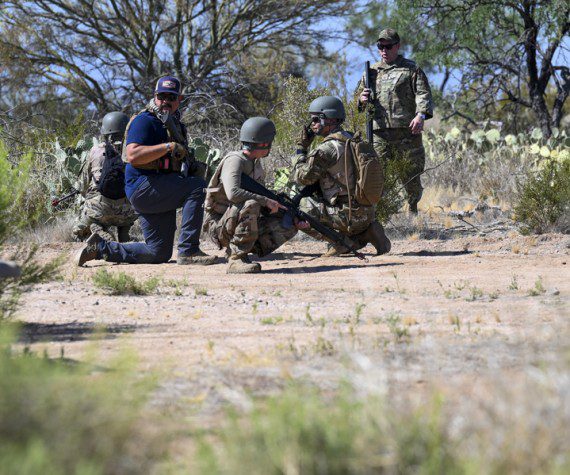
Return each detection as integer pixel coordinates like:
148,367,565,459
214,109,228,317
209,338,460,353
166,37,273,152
239,117,276,149
309,96,346,120
100,112,129,136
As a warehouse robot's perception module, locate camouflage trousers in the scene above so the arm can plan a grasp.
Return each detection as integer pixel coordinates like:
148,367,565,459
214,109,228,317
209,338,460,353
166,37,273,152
73,193,137,242
300,196,375,243
203,199,298,257
373,128,426,209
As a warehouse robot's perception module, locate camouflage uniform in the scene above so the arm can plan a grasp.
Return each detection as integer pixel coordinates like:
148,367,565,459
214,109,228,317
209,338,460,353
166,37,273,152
203,152,297,257
291,127,376,241
357,55,433,209
73,142,137,242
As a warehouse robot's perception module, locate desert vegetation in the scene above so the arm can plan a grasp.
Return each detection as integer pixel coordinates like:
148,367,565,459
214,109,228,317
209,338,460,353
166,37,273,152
0,0,568,473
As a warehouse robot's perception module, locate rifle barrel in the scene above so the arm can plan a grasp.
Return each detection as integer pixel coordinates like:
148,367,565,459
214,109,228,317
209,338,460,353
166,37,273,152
364,61,374,145
240,173,365,260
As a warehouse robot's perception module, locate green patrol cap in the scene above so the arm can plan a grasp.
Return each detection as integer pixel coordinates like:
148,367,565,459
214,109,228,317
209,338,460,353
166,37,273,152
377,28,400,44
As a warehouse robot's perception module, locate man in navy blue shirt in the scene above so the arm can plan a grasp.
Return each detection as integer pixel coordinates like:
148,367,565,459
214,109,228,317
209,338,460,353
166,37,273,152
76,76,218,266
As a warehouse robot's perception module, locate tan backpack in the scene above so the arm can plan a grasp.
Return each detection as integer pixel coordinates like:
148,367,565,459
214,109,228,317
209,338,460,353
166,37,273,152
325,131,384,206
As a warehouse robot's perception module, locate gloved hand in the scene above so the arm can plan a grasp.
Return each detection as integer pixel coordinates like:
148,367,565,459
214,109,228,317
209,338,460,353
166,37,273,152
297,125,315,151
169,142,188,161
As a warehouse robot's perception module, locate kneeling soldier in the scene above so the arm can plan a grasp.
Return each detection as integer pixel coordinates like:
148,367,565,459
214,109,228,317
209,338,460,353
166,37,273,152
291,96,391,256
203,117,299,273
73,112,137,242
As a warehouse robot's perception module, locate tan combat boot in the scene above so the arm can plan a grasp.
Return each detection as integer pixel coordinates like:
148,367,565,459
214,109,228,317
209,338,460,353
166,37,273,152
227,254,261,274
177,250,219,266
321,243,348,257
357,221,391,255
76,233,103,266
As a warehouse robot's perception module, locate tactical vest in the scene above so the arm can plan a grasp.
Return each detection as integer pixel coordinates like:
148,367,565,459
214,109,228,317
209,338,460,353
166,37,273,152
121,105,187,171
318,131,356,205
205,151,265,214
370,57,420,129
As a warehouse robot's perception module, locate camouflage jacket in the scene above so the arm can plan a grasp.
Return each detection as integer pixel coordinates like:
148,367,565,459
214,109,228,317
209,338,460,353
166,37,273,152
356,55,433,129
291,128,356,205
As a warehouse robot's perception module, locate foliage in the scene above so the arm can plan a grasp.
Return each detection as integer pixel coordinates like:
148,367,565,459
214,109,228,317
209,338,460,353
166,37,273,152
195,380,569,474
351,0,569,136
0,330,162,474
0,139,62,320
0,139,33,241
514,157,570,234
0,0,355,124
92,269,160,296
376,157,411,224
423,125,570,205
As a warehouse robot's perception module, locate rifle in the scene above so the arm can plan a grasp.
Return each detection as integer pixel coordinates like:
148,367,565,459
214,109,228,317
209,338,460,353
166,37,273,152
364,61,374,145
51,188,79,207
240,173,366,260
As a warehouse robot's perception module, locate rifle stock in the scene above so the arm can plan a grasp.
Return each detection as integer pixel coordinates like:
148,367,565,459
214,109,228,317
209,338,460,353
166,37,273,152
240,173,365,260
364,61,374,145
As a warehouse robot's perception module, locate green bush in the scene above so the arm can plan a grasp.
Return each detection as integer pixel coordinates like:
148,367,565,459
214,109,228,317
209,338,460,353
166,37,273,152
0,138,62,320
92,269,160,296
0,331,162,474
197,385,461,475
195,381,569,474
514,158,570,234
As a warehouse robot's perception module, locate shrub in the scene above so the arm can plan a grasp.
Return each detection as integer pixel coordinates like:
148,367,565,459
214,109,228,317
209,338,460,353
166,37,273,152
195,381,569,475
0,330,162,474
92,269,160,296
196,385,460,475
514,158,570,234
0,138,62,320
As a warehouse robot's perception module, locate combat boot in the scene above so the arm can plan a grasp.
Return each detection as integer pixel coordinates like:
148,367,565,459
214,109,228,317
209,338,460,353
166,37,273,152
177,250,219,266
356,221,391,255
76,233,103,266
227,254,261,274
321,243,348,257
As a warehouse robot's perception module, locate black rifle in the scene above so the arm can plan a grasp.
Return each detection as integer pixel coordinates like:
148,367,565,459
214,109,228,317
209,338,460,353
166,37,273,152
240,173,365,260
364,61,374,145
51,188,79,207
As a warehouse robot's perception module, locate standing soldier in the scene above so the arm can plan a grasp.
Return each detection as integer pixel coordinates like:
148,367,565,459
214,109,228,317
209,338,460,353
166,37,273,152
203,117,300,273
291,96,391,256
357,28,433,213
72,112,137,242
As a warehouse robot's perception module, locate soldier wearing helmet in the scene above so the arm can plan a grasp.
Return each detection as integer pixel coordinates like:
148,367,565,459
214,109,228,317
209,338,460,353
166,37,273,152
203,117,301,273
72,111,137,242
356,28,433,213
291,96,391,256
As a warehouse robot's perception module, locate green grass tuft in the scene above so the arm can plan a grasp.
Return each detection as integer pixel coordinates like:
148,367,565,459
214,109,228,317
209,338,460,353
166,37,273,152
92,269,159,295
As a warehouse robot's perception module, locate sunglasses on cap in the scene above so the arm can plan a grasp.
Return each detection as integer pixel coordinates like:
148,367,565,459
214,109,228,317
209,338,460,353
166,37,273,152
377,42,398,51
156,92,179,102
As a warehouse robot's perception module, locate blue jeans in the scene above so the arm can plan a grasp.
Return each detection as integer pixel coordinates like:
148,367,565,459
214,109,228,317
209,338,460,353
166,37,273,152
98,173,206,264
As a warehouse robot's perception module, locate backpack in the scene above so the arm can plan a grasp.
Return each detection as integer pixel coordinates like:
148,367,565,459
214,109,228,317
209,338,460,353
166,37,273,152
326,131,384,206
97,142,126,200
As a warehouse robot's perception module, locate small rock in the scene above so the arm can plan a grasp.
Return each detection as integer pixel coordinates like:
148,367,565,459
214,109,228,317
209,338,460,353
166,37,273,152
94,301,99,305
550,289,560,296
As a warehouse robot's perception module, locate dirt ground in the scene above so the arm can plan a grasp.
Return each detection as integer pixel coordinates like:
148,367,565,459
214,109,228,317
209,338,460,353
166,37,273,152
14,230,570,424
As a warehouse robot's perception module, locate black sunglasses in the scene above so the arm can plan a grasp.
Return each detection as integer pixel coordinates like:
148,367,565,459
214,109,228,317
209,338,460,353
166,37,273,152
156,93,178,102
310,114,324,122
377,42,398,51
